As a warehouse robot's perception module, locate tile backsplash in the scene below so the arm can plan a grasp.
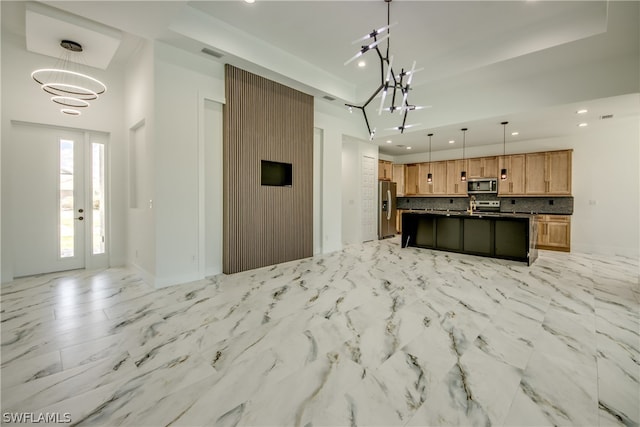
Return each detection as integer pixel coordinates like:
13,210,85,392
396,195,573,215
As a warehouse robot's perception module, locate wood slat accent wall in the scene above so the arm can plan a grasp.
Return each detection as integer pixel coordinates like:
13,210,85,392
223,65,314,274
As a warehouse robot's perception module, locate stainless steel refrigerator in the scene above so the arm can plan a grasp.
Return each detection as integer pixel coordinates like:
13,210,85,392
378,181,397,239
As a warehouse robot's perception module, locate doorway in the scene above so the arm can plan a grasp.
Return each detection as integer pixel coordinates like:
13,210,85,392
9,122,109,277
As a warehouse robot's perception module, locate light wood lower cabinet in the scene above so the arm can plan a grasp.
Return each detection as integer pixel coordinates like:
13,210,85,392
396,209,404,234
536,215,571,252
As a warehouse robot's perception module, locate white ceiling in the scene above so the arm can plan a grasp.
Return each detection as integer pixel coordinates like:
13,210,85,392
4,0,639,155
24,2,122,70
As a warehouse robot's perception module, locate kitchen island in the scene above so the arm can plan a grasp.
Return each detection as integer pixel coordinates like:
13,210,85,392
401,210,538,265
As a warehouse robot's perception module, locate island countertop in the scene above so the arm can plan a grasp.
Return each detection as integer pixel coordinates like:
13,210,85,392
400,209,536,219
401,210,538,265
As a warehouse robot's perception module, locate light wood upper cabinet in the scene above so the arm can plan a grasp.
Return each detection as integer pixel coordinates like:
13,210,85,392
525,150,572,195
398,150,570,197
537,215,571,252
422,161,447,195
547,150,572,194
468,156,498,178
446,159,468,195
418,163,430,195
392,164,405,196
525,152,547,194
378,160,393,181
498,154,526,195
405,164,420,195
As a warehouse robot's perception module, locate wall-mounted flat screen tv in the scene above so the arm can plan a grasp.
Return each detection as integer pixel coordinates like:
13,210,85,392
261,160,292,187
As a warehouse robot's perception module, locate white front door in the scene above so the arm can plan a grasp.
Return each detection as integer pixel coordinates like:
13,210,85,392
10,123,107,277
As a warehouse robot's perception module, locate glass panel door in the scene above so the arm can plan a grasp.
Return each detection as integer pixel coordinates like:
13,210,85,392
59,139,76,258
92,142,106,255
10,123,109,277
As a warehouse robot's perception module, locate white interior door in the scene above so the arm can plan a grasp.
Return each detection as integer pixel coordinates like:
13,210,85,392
361,155,377,242
11,123,94,276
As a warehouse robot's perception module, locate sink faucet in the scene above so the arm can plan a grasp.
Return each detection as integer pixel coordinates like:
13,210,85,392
469,195,477,214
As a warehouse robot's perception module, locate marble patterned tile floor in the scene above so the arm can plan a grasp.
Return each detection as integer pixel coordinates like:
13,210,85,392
1,237,639,426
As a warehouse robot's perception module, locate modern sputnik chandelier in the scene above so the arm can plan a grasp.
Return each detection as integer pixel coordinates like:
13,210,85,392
345,0,423,140
31,40,107,116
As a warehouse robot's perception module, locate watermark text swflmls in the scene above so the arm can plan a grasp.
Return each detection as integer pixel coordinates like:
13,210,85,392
3,412,72,424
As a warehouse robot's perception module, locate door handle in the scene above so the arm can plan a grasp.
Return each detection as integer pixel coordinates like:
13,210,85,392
387,190,392,220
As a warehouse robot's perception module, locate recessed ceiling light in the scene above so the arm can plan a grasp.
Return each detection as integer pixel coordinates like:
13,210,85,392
578,122,588,127
511,131,519,136
406,146,412,150
448,140,455,144
386,139,392,144
357,60,366,68
244,0,255,3
576,109,588,114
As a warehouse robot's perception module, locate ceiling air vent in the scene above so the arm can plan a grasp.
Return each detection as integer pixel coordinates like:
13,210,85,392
599,114,614,120
322,95,336,102
201,47,224,59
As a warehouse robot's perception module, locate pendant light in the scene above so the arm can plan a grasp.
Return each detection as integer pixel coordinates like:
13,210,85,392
31,40,107,116
460,128,468,182
500,121,508,180
427,133,433,183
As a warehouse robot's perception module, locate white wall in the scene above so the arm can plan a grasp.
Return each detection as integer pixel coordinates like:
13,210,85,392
314,100,368,253
341,140,359,245
1,31,126,282
125,41,364,286
0,27,368,285
204,100,223,277
391,112,640,258
313,128,324,255
152,42,224,287
128,42,358,287
570,117,639,257
124,40,156,285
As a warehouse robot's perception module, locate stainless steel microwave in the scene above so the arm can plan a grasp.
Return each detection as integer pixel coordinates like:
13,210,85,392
467,178,498,194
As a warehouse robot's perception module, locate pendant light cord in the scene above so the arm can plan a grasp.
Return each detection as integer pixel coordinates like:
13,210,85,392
502,121,507,157
461,128,467,160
